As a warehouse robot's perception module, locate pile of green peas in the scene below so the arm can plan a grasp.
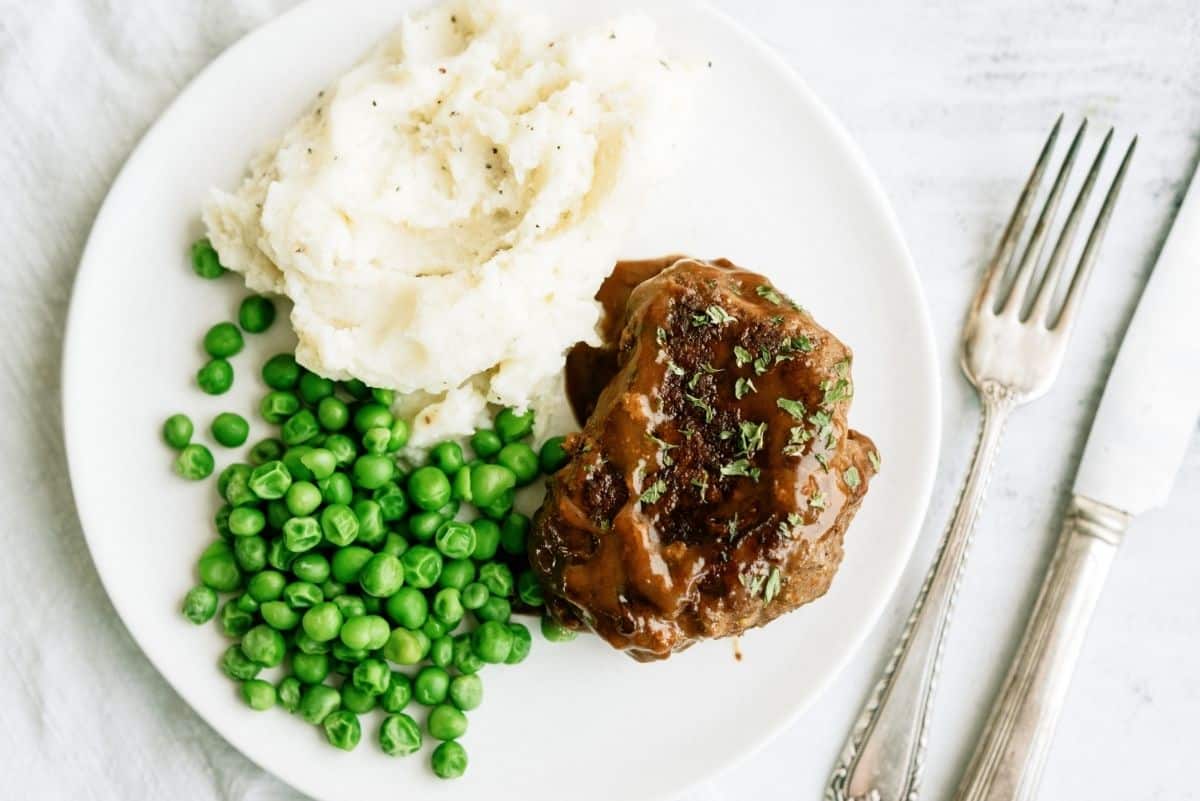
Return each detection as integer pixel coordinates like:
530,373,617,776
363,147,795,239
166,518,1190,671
170,242,577,779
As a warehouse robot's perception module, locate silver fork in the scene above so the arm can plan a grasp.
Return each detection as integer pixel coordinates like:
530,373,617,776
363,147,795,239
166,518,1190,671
825,116,1136,801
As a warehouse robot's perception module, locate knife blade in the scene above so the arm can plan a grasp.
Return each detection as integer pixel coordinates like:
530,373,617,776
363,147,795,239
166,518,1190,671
1074,159,1200,514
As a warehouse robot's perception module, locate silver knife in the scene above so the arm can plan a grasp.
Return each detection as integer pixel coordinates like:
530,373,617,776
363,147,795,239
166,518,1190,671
954,158,1200,801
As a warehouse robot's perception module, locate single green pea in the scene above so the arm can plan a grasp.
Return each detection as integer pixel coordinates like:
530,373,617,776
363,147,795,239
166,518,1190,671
353,454,395,491
175,443,215,480
236,593,260,614
294,631,329,655
452,634,485,675
220,599,254,638
359,552,405,597
203,322,244,359
316,396,349,431
413,665,450,706
439,559,475,591
372,482,409,522
432,587,465,627
429,635,454,667
320,504,359,546
241,624,286,667
190,238,226,279
281,409,320,446
430,441,465,475
302,602,344,643
340,614,382,650
362,427,391,454
280,446,314,480
198,548,240,591
539,435,570,473
248,437,285,465
448,673,483,711
340,683,377,714
233,536,267,573
470,519,501,561
320,579,347,600
282,581,323,609
228,507,265,537
351,658,391,697
333,594,367,620
370,387,394,405
331,546,373,583
407,466,451,511
468,463,516,508
471,620,514,663
517,570,545,607
214,505,233,539
428,703,468,741
460,582,489,611
475,596,511,624
387,418,411,452
379,673,412,714
496,442,538,485
283,516,322,553
385,587,428,630
470,429,502,459
451,466,473,502
298,372,335,405
324,434,357,466
265,499,291,530
220,645,261,680
262,354,301,391
353,403,393,433
162,414,193,450
401,545,443,589
248,460,292,500
293,651,332,685
431,740,468,779
407,511,442,542
421,616,449,640
297,684,341,725
479,562,515,598
300,448,337,480
197,358,234,395
218,463,254,506
238,295,276,334
260,600,301,630
494,407,534,443
247,570,286,602
182,585,218,624
353,499,386,546
379,712,422,756
277,676,302,712
383,628,425,665
541,615,578,642
506,622,533,664
266,538,296,572
284,481,322,517
433,520,476,561
319,473,354,507
292,552,330,584
479,488,515,521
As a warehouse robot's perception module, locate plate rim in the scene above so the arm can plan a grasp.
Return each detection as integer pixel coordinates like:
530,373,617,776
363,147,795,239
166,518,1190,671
61,1,943,798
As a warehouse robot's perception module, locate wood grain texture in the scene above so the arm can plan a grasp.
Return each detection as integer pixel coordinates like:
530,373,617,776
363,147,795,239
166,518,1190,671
1,1,1197,800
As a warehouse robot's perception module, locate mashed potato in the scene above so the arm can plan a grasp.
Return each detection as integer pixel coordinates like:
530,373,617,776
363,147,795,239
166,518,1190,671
204,0,689,447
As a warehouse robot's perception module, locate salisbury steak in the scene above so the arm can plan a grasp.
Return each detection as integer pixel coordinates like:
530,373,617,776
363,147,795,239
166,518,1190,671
531,257,879,660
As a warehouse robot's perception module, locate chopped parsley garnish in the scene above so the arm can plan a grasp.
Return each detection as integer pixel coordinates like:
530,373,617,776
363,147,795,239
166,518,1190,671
728,513,740,539
739,420,766,457
869,451,882,471
769,315,785,327
752,348,772,375
666,361,685,377
782,425,811,457
763,567,782,603
639,479,667,505
844,466,861,489
720,459,761,481
699,362,722,374
777,397,807,421
821,377,853,406
808,490,827,510
647,433,677,467
777,513,804,539
791,335,815,353
739,570,766,597
685,393,715,423
691,474,709,494
815,452,831,471
734,345,753,367
692,305,735,327
735,377,757,399
656,327,668,346
688,372,703,391
835,358,850,378
756,284,785,305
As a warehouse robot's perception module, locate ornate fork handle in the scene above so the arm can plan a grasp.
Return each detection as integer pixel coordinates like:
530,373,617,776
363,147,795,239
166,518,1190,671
826,381,1018,801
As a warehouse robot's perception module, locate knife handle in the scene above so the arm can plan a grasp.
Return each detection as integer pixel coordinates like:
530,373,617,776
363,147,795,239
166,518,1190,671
954,495,1129,801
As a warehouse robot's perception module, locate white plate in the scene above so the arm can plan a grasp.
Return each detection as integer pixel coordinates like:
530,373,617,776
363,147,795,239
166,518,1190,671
62,1,941,800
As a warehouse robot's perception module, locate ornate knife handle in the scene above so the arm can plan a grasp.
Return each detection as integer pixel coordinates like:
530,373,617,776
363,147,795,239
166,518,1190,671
953,495,1128,801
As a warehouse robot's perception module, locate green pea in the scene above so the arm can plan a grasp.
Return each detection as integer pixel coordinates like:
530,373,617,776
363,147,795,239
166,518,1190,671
283,516,322,552
248,437,285,465
351,403,390,433
197,358,234,395
236,593,259,614
214,505,233,539
300,448,337,480
352,658,391,697
260,600,300,630
232,538,266,575
353,499,386,545
302,602,344,643
220,645,261,680
266,538,296,572
292,552,330,584
385,587,428,629
372,482,409,521
198,548,240,591
320,579,347,600
340,614,385,650
317,396,349,431
380,672,413,714
175,443,215,480
241,624,286,667
379,713,422,756
429,635,454,667
182,585,218,624
282,409,320,445
217,463,254,506
383,628,425,665
496,442,538,485
401,545,442,589
387,418,411,452
469,464,515,508
407,466,451,511
471,620,513,663
541,615,578,642
220,599,254,638
467,521,499,562
298,372,335,405
320,504,359,546
502,511,529,552
324,434,357,466
479,562,514,597
298,684,340,725
452,634,485,675
476,596,511,624
353,454,395,490
162,414,193,449
190,238,226,279
227,507,264,537
284,481,321,517
265,499,290,530
247,570,286,602
448,673,483,711
408,511,442,542
361,427,390,454
494,407,534,443
262,354,301,390
331,546,373,584
428,704,468,742
292,631,327,655
517,570,545,607
429,441,464,475
539,435,570,473
451,466,473,502
431,521,474,560
277,676,302,712
341,683,376,714
413,665,450,706
258,392,298,426
439,559,475,591
421,617,448,640
359,552,404,597
461,582,488,611
238,295,276,333
333,594,367,620
470,429,502,459
506,622,533,664
293,652,331,685
248,460,292,499
432,740,468,779
282,581,323,609
204,322,243,358
432,588,465,627
319,473,354,507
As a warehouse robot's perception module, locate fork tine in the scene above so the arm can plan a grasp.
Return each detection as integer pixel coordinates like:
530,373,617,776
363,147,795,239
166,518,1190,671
978,115,1064,309
1050,134,1137,330
1028,128,1113,324
999,118,1088,317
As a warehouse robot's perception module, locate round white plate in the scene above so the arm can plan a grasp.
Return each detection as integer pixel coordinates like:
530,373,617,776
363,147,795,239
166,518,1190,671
63,1,940,800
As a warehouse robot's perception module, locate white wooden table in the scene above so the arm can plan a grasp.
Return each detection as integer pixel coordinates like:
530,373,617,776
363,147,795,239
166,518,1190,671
3,1,1197,799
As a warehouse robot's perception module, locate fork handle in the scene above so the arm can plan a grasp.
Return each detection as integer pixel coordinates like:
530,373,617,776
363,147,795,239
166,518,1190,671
826,381,1016,801
953,495,1128,801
